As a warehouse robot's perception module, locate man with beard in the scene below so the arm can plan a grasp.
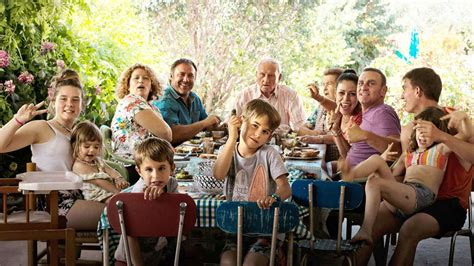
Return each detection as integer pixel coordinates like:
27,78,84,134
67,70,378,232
154,58,221,146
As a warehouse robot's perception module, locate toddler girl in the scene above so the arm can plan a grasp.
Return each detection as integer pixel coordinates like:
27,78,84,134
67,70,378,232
71,121,129,202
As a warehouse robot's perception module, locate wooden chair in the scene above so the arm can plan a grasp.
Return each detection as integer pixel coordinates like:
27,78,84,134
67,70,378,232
215,201,300,266
0,178,76,266
291,179,364,265
107,192,197,266
100,125,135,166
57,159,127,264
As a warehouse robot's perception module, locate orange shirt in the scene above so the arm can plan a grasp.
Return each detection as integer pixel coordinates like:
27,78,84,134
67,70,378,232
437,152,473,209
436,106,473,209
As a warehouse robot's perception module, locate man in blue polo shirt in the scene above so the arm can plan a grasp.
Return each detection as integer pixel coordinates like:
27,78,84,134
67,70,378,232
154,58,221,145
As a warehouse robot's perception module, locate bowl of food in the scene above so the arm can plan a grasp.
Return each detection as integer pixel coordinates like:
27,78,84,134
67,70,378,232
189,138,203,145
175,169,192,180
193,175,224,194
212,130,226,140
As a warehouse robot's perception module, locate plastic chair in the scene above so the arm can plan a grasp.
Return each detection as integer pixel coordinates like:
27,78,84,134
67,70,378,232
0,178,76,266
107,192,197,266
291,179,364,265
100,125,135,166
104,159,129,182
216,201,300,266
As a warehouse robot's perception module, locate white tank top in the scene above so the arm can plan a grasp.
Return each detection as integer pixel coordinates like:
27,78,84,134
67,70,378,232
30,121,73,171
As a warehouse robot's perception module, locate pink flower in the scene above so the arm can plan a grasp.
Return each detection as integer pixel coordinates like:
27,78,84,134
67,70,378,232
56,59,65,69
4,80,15,94
95,85,101,95
0,50,9,68
18,71,34,84
40,42,55,55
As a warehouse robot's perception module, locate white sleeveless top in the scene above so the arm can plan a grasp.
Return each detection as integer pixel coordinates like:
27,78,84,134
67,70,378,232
31,121,73,171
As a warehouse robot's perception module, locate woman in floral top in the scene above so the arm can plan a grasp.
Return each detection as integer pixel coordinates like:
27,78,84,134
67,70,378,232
111,63,172,184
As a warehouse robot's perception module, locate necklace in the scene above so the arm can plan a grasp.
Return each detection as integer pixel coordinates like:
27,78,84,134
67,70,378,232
75,158,97,167
52,119,73,134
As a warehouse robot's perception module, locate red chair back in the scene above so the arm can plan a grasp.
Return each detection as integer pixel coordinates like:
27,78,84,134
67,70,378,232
107,192,196,237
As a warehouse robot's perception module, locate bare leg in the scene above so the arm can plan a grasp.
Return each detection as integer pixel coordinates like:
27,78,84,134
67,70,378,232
356,202,402,265
342,154,394,182
243,252,269,266
220,250,237,266
389,213,440,266
66,200,105,229
128,236,144,266
351,177,416,245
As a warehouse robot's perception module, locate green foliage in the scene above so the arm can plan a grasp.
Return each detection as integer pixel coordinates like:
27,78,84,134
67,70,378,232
343,0,401,71
1,0,472,178
0,0,158,177
143,0,401,116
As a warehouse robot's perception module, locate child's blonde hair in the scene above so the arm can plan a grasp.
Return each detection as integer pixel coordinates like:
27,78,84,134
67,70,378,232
70,121,103,159
242,99,281,132
134,137,174,167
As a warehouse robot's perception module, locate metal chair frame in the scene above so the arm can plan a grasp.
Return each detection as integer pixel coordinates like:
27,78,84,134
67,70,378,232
216,201,300,266
292,180,364,265
106,192,196,266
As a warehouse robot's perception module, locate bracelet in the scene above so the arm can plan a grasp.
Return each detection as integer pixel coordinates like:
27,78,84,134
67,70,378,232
14,116,25,126
332,129,343,137
271,193,281,202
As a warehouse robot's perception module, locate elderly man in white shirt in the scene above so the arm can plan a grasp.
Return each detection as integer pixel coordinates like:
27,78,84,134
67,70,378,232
234,58,306,132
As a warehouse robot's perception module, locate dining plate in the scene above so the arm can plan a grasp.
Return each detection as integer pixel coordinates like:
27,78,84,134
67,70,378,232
176,178,194,182
174,155,191,161
284,155,320,160
175,152,200,156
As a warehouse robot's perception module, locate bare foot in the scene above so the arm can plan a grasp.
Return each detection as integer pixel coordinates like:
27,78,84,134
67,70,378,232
350,227,373,245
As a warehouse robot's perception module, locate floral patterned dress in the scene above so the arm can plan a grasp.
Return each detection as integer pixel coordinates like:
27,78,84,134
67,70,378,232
111,94,162,160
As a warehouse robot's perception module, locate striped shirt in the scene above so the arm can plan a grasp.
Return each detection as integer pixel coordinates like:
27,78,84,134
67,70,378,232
234,84,307,131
